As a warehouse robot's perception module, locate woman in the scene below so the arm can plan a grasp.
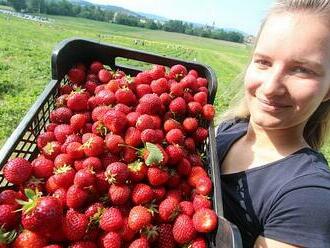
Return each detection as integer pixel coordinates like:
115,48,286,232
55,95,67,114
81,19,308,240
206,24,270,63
216,0,330,247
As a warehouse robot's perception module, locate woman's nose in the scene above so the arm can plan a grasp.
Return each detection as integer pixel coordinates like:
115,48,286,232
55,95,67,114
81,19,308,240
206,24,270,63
261,67,287,97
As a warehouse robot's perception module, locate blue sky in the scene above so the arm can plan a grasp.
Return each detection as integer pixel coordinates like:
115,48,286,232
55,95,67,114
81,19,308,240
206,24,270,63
87,0,274,35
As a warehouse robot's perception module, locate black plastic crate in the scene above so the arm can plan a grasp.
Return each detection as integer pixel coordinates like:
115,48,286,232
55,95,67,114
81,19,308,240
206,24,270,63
0,38,242,248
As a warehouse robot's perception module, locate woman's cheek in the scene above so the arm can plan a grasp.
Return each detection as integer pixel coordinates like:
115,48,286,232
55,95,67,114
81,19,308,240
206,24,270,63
244,66,261,94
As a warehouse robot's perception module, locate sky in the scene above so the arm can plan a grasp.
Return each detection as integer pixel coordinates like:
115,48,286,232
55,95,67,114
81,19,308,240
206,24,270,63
87,0,274,35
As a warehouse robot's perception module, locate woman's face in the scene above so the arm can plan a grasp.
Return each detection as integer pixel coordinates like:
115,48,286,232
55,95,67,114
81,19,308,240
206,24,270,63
244,12,330,131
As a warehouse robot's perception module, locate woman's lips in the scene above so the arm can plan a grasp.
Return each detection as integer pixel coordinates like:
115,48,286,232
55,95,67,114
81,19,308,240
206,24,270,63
257,98,291,112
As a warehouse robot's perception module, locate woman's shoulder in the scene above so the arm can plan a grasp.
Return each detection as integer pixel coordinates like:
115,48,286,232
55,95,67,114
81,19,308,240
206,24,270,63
215,117,249,136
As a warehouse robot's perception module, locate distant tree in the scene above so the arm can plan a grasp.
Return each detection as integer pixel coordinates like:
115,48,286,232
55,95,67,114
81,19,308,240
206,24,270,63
7,0,26,12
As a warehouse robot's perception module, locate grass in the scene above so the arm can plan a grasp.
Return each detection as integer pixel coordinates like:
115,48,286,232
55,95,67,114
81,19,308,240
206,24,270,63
0,12,329,162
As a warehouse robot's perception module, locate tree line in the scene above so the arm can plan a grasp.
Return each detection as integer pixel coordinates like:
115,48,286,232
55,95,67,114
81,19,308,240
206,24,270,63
3,0,245,43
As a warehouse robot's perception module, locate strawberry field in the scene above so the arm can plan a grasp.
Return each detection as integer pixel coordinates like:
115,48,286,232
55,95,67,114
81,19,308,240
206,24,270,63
0,9,328,161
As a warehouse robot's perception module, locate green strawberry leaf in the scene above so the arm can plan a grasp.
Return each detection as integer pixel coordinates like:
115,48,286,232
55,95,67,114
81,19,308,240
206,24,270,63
24,188,36,200
145,142,163,166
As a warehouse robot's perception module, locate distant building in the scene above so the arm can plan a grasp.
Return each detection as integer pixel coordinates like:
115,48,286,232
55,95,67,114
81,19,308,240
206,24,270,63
244,35,256,44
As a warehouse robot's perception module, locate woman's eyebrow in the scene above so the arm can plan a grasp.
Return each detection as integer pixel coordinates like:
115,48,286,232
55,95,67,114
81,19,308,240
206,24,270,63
291,58,325,74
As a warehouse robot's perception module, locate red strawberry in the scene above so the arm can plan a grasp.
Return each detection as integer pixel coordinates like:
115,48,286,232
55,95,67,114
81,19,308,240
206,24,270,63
165,128,184,145
188,69,199,78
103,109,127,134
152,186,166,203
63,209,89,241
74,168,95,188
85,80,98,95
98,69,112,83
4,158,32,185
70,241,97,248
126,112,141,127
122,146,138,163
60,84,73,95
147,166,169,186
0,190,23,207
31,156,54,178
105,134,124,154
197,77,207,87
131,183,154,205
189,237,208,248
92,105,111,122
156,223,176,248
66,184,89,209
91,121,108,137
101,232,121,248
70,113,88,132
159,197,181,223
105,162,129,184
163,118,182,133
202,104,215,120
113,103,132,114
136,114,154,131
195,176,212,195
128,237,149,248
169,64,187,81
105,79,120,93
12,229,47,248
149,64,166,80
181,75,198,92
165,145,184,166
134,71,152,85
137,94,163,115
115,88,137,106
56,93,69,107
141,129,159,144
53,164,75,189
172,214,196,244
192,195,212,211
82,135,104,157
169,97,186,115
95,89,116,105
193,127,208,143
183,117,199,133
128,161,147,182
66,142,84,159
0,204,19,229
192,208,218,233
150,78,169,95
99,207,123,232
37,132,55,149
50,107,73,124
68,67,86,85
184,137,196,153
54,124,74,143
128,205,152,231
193,92,207,106
82,156,102,172
187,101,203,116
125,127,142,147
108,184,131,205
41,141,62,160
179,201,195,217
170,82,184,97
177,158,192,177
52,188,67,209
67,90,89,111
90,61,104,74
20,190,63,232
136,84,152,98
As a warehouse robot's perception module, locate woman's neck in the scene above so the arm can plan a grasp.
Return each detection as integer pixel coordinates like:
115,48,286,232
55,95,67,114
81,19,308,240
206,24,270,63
244,121,310,155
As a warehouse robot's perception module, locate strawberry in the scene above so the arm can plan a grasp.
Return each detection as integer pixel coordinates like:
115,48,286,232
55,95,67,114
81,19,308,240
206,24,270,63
169,64,187,81
189,237,208,248
56,93,69,107
66,184,89,209
136,84,152,98
19,189,63,232
98,69,112,83
136,114,154,131
104,134,124,154
202,104,215,121
147,166,169,186
101,232,121,248
4,158,32,185
92,105,111,122
165,128,184,145
12,229,47,248
195,176,212,195
156,223,176,248
122,146,138,163
89,61,104,74
187,101,203,116
70,113,88,132
177,158,192,177
68,67,86,85
165,145,184,166
188,69,199,78
0,190,23,208
172,214,196,244
82,156,102,172
63,209,89,241
149,64,166,80
192,208,218,233
163,118,182,133
128,205,152,231
105,79,120,93
70,241,97,248
137,94,163,115
150,78,169,95
105,162,129,184
41,141,62,160
0,204,19,229
52,188,67,209
54,153,73,168
95,89,116,105
128,161,147,182
128,237,149,248
166,189,183,203
152,186,166,203
99,207,123,232
115,88,137,106
45,175,61,194
74,168,96,188
113,103,132,114
141,129,159,144
126,112,141,127
66,142,84,159
53,164,75,189
169,97,186,115
85,80,98,95
108,184,131,205
184,137,196,153
181,75,198,92
183,117,199,133
92,121,108,137
193,127,208,143
125,127,142,147
82,135,104,157
37,131,55,149
31,156,54,178
60,84,73,95
179,201,195,217
67,89,89,111
193,92,207,106
159,197,181,223
134,71,152,85
54,124,74,143
131,183,154,205
50,107,73,124
103,109,127,134
192,195,212,211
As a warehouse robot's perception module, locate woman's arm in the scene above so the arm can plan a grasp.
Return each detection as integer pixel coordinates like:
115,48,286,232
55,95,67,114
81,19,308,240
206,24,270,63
254,236,300,248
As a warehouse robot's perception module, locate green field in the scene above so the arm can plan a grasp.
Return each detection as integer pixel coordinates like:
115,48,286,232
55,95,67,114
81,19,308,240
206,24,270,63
0,11,329,161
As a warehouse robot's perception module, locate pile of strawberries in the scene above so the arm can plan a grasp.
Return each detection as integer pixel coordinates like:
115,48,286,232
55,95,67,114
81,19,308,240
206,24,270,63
0,61,218,248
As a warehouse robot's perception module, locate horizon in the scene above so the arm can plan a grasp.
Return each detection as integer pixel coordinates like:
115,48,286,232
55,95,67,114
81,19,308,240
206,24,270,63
86,0,274,36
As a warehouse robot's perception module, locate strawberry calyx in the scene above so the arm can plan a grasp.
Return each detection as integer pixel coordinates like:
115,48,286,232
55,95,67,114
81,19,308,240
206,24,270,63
88,206,105,229
96,123,108,136
140,225,159,241
54,164,73,174
146,201,159,217
141,142,163,166
16,188,42,214
128,160,144,172
43,142,55,154
0,225,17,245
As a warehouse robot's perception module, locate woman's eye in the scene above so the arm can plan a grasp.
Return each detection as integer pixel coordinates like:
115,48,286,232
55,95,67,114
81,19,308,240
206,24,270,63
254,59,271,68
291,66,315,76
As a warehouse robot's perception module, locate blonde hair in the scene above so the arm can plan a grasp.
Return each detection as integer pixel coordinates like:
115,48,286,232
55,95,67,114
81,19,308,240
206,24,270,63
219,0,330,150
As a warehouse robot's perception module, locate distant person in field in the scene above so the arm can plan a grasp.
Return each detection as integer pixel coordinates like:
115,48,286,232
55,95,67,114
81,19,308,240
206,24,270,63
216,0,330,247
